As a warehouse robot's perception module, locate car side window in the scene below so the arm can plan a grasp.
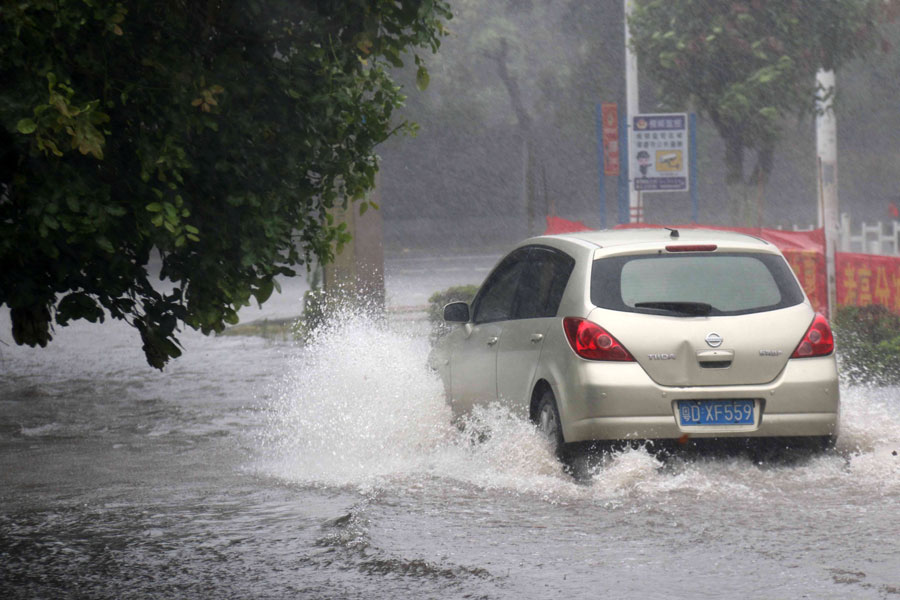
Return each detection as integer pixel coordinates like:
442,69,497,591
515,246,575,319
539,248,575,317
472,252,529,324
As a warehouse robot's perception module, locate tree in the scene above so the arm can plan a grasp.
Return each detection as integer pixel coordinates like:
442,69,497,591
0,0,450,368
417,0,561,236
411,0,623,235
629,0,895,225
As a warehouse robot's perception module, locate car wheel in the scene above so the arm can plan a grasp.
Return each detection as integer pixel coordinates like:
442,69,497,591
817,434,837,452
536,389,565,456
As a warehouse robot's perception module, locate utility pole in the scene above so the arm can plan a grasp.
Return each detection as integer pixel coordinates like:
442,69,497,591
624,0,642,223
816,69,838,317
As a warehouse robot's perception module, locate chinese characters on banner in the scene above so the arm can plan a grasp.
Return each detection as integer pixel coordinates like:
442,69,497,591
836,253,900,313
601,103,619,176
630,114,690,192
783,250,828,315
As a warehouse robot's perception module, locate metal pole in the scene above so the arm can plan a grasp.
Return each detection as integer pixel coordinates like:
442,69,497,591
816,69,838,318
624,0,641,223
690,112,699,223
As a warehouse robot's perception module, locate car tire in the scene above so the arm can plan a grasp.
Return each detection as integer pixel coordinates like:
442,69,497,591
817,434,837,452
536,389,565,457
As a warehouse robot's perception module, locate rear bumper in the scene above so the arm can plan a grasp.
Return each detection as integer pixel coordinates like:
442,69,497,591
557,355,839,443
565,412,838,441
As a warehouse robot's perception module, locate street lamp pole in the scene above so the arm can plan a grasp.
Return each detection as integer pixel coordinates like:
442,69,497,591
624,0,642,223
816,69,838,317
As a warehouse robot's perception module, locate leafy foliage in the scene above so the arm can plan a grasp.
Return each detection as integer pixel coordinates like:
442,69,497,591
629,0,895,224
833,304,900,385
0,0,450,368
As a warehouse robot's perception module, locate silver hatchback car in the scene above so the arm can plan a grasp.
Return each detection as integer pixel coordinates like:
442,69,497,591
429,228,839,453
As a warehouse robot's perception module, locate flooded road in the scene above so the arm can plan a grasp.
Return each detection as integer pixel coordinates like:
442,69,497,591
1,256,899,599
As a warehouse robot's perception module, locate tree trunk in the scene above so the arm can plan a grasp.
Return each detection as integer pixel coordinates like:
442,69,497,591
750,143,774,227
525,137,535,235
492,39,538,235
724,135,751,225
724,134,774,227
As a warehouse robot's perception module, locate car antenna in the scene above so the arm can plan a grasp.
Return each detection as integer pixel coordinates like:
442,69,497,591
665,227,679,239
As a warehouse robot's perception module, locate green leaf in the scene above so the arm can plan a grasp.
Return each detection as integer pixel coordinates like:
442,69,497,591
57,293,105,325
43,215,59,230
416,66,430,91
97,236,115,253
254,278,275,306
146,202,163,212
17,118,37,134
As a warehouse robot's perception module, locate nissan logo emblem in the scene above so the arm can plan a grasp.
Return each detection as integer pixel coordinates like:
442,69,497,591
706,332,723,348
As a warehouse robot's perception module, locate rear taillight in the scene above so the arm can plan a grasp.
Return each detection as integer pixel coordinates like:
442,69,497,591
563,317,635,361
791,313,834,358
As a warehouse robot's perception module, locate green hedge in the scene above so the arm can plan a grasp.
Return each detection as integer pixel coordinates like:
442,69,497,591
833,305,900,385
427,285,479,324
427,285,478,342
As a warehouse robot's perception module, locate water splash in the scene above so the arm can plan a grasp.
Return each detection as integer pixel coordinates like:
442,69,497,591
261,311,452,488
261,312,900,501
260,310,580,494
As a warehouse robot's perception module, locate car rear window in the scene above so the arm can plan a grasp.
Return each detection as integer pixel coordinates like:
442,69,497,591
591,252,805,316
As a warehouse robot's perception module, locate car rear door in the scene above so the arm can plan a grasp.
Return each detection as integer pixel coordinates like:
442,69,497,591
496,246,575,409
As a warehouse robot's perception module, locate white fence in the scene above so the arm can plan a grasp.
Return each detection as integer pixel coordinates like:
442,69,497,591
788,215,900,256
838,215,900,256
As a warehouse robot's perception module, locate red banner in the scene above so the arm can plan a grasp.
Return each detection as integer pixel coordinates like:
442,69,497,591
545,216,592,235
601,103,620,176
544,219,900,316
836,253,900,312
783,249,828,315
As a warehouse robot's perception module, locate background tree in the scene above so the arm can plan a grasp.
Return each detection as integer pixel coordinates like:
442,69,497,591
0,0,450,368
390,0,621,237
629,0,895,225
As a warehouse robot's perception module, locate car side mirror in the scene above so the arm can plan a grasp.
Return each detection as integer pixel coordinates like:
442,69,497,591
442,301,470,323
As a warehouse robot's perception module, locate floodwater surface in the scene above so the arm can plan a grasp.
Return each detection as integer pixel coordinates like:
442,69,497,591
1,263,898,599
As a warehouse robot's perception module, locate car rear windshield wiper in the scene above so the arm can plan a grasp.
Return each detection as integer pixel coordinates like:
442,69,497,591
633,301,713,316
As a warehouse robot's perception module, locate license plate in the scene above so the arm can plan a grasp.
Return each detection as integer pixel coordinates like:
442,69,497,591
678,400,755,426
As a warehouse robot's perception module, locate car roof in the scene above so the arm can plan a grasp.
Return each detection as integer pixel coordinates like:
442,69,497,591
534,227,775,252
